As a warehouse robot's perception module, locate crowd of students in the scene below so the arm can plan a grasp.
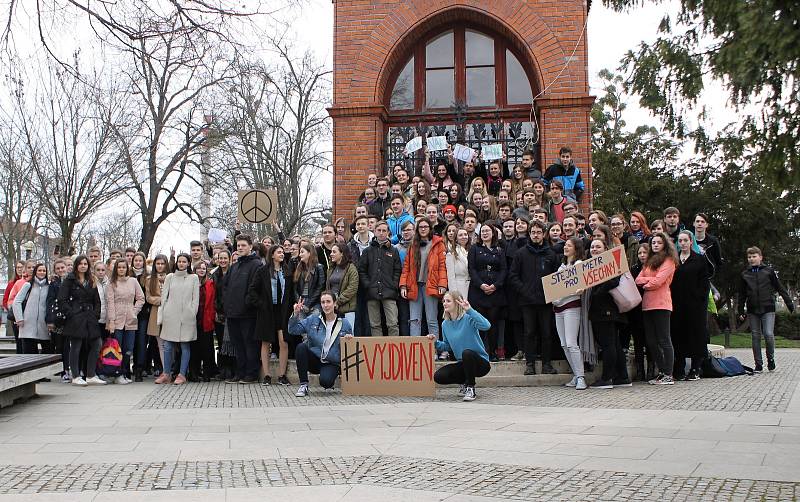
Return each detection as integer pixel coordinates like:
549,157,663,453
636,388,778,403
2,145,794,401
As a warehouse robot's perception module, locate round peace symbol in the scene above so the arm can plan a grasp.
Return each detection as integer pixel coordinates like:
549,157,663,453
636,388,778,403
240,190,273,224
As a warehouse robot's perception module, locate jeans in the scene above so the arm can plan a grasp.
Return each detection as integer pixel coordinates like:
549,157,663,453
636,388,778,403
343,312,356,331
295,342,338,388
69,337,101,378
228,317,260,379
434,349,491,386
367,299,399,337
593,320,629,382
643,309,674,376
163,340,191,376
749,312,776,366
522,304,553,364
555,307,584,378
114,329,136,377
409,286,439,337
134,315,149,371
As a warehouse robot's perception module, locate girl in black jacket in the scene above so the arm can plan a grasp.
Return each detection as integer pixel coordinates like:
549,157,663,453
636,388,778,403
467,223,506,361
293,243,326,316
588,239,631,389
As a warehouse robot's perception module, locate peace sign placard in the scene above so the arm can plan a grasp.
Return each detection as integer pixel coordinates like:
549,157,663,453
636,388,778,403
237,189,278,225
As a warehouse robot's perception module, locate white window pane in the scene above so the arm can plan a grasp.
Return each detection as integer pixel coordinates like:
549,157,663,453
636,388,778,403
467,67,495,107
426,69,454,108
506,49,533,104
466,30,494,66
426,31,453,68
390,56,415,110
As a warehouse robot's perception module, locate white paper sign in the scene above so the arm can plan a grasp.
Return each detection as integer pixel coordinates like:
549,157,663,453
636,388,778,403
483,143,503,161
404,136,422,154
453,144,475,163
208,228,227,244
426,136,448,151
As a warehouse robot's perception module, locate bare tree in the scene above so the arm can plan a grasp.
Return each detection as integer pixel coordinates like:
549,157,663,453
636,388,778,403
111,14,239,254
10,63,130,253
87,211,143,255
212,40,332,236
0,132,42,277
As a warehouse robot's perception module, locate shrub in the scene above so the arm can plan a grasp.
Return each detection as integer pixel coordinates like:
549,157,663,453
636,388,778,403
776,312,800,340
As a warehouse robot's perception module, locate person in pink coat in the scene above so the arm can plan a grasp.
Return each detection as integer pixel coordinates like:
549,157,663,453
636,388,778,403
106,258,145,384
635,232,678,386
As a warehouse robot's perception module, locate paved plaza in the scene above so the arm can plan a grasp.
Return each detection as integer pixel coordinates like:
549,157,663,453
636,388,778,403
0,348,799,501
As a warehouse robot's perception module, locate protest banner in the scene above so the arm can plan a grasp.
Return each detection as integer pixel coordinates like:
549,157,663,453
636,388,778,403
453,143,475,163
542,246,630,304
404,136,422,154
237,189,278,225
340,336,436,397
482,143,503,161
426,135,448,151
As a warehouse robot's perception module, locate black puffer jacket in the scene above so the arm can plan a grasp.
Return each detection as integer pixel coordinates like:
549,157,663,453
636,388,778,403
589,276,625,323
357,238,402,301
738,265,794,315
223,253,262,319
508,241,559,305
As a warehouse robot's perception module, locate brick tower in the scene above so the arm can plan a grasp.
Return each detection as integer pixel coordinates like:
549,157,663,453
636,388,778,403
328,1,594,219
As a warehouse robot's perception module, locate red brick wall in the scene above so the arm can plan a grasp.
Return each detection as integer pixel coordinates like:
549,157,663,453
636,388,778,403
330,0,594,219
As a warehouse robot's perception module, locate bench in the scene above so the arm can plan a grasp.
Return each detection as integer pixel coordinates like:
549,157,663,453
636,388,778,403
0,354,62,408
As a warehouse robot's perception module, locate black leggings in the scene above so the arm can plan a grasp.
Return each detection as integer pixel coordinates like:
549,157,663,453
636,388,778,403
475,306,501,357
592,321,628,382
434,349,491,386
69,338,101,379
643,309,674,376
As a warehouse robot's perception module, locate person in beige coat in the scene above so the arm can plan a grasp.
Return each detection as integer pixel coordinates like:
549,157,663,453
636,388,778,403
106,258,145,384
156,254,199,385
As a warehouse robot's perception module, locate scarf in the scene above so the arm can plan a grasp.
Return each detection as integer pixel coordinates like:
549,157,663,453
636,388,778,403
578,290,597,365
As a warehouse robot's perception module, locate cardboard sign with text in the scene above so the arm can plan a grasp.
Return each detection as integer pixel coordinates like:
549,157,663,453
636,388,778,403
340,336,436,397
542,247,630,304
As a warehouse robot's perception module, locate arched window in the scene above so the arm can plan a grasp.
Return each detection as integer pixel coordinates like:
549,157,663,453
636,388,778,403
388,27,534,112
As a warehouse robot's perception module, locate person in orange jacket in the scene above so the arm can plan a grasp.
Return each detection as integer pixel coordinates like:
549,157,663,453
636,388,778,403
400,217,448,338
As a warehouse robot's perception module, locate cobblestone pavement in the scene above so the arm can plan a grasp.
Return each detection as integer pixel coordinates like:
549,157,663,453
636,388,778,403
0,455,797,500
138,349,800,413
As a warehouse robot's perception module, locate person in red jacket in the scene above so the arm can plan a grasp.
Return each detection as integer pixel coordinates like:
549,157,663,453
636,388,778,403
190,261,217,381
400,217,448,339
2,261,24,312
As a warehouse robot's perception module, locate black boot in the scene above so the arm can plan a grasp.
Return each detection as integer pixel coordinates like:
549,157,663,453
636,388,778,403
634,354,645,382
134,368,143,383
541,362,557,375
524,362,536,375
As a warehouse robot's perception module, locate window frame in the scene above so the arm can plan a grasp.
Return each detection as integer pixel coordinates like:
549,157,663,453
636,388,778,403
386,25,535,114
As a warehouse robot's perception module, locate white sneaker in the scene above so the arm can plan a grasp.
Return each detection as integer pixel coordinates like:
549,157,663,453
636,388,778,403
295,383,309,397
86,376,107,386
71,377,88,387
564,376,577,387
457,384,466,396
575,376,588,390
462,386,476,402
440,351,449,360
61,372,71,383
115,375,131,385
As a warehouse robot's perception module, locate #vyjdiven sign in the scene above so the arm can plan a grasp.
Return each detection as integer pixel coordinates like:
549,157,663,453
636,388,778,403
542,247,630,304
340,337,436,397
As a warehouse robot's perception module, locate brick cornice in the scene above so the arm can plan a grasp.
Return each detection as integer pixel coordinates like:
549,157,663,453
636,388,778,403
328,104,388,121
535,96,596,110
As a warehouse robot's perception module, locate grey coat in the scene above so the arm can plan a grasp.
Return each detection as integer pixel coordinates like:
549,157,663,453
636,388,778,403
12,280,50,340
157,270,199,343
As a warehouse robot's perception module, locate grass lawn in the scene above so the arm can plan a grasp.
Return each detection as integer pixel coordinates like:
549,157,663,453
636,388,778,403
711,332,800,349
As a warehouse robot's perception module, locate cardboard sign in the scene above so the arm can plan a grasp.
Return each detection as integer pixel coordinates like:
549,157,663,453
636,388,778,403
340,336,436,397
482,143,503,161
404,136,422,154
426,135,448,151
453,143,475,163
542,247,630,304
237,189,277,225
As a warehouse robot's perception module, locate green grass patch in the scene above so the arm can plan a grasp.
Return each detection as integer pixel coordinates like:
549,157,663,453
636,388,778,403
710,332,800,349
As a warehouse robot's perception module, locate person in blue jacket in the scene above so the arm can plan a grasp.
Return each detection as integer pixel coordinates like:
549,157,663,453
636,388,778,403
386,195,415,245
288,291,353,397
427,290,491,402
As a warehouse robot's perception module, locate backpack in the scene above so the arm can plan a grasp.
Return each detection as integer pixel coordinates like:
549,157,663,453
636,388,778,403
97,337,123,377
702,352,754,378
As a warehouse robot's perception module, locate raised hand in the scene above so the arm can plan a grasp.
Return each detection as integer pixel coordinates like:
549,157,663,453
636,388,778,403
293,297,305,315
457,297,471,311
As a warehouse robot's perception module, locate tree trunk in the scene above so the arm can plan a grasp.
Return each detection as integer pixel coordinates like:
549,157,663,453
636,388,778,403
139,222,158,256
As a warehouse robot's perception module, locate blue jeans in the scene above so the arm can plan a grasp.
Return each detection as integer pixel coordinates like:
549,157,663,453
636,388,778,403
749,312,776,366
409,284,439,337
163,341,191,376
114,329,136,377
